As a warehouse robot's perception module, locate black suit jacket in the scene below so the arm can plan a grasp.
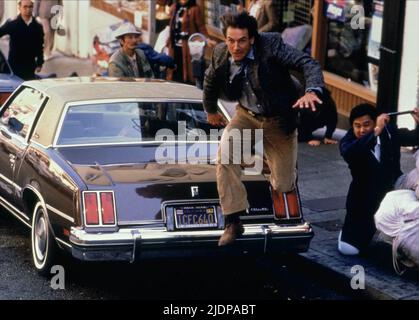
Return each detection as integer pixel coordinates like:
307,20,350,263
340,127,405,205
0,15,44,80
339,125,417,248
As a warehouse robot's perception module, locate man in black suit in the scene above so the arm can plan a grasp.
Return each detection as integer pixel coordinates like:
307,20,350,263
338,104,419,255
0,0,44,80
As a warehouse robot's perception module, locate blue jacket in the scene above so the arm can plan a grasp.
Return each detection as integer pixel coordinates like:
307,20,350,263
138,43,175,73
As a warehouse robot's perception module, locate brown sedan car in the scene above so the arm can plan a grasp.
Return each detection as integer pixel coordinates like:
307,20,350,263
0,78,313,274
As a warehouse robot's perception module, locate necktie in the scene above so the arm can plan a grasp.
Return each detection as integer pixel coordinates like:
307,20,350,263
372,136,381,162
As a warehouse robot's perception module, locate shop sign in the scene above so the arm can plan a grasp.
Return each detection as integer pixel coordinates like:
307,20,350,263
325,0,346,22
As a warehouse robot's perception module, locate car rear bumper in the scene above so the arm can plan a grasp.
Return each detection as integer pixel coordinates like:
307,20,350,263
69,223,314,262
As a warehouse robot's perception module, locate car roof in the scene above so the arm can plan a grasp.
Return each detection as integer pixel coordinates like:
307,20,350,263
25,77,203,103
26,77,204,147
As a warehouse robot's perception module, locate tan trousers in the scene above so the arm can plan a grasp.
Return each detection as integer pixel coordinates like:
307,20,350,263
216,106,297,215
40,18,55,57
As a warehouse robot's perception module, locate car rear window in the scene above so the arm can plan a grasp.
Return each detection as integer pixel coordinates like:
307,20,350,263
56,101,226,145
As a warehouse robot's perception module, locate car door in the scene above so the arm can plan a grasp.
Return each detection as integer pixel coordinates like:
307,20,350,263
0,86,47,205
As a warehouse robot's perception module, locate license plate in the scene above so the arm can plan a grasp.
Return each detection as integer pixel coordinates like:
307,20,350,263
174,205,218,230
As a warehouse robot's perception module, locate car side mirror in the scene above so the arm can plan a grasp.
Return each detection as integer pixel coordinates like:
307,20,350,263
1,128,12,140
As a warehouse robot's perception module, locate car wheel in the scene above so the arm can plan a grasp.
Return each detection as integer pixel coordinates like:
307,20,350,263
31,202,56,275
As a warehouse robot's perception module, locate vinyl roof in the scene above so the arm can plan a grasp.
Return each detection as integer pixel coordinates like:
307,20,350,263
25,77,203,103
26,77,204,146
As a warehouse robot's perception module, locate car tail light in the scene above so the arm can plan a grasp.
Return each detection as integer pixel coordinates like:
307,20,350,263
100,192,115,225
83,191,117,227
272,189,287,219
84,192,100,225
272,188,302,220
63,228,70,237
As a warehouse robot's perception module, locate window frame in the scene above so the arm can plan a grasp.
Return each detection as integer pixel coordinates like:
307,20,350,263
0,85,49,143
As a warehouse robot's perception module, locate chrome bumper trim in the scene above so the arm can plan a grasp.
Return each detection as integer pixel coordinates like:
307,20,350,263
70,223,312,247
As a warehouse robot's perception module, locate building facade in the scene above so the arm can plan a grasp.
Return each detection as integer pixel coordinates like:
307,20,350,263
1,0,417,130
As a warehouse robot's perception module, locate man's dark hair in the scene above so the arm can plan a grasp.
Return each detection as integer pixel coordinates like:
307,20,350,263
221,12,258,40
349,103,378,126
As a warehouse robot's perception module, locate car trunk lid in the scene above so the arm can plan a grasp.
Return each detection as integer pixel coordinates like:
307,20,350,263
57,144,275,225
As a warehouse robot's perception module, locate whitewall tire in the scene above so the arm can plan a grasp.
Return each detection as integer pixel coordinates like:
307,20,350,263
31,202,56,275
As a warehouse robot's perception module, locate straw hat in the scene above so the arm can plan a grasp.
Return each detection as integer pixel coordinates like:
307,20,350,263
114,23,142,39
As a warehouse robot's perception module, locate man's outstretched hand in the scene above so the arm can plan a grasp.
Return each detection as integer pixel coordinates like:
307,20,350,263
207,112,227,127
292,92,323,112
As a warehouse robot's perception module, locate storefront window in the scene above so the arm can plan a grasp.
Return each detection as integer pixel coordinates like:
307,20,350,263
324,0,384,91
279,0,313,53
204,0,243,33
281,0,313,29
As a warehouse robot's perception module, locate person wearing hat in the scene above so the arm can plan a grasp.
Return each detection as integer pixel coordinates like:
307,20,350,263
108,22,154,78
0,0,44,80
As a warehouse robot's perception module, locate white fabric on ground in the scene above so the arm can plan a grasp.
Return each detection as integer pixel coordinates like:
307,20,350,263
375,190,419,238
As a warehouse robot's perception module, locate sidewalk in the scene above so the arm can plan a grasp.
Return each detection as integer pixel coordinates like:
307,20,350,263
0,40,95,78
41,51,96,77
297,130,419,300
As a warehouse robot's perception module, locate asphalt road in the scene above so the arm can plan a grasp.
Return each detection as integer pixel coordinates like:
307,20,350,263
0,209,368,301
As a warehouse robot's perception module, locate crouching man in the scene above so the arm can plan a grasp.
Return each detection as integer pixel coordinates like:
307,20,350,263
338,105,419,255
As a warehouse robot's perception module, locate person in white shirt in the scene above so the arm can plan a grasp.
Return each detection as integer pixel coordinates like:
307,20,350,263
375,189,419,238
